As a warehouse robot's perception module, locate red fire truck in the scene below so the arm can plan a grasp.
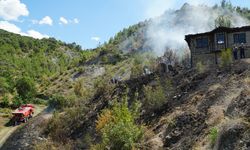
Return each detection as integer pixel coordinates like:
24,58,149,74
12,104,35,125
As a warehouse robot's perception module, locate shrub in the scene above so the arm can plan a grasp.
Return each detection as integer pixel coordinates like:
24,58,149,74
215,15,231,28
220,48,232,68
0,77,10,95
100,55,109,64
209,127,218,146
130,56,144,78
46,107,88,144
94,77,114,94
1,95,10,108
143,82,166,110
32,98,47,105
74,79,91,98
130,63,144,78
96,109,113,132
49,95,70,110
196,61,205,73
12,96,23,108
94,99,143,150
15,77,37,100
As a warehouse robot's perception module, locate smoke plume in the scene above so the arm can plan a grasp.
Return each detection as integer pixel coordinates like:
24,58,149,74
145,3,250,56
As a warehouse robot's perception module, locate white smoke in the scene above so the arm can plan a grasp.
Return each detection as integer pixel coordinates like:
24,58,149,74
145,3,250,56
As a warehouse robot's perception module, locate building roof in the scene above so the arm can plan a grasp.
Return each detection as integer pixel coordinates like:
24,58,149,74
185,26,250,44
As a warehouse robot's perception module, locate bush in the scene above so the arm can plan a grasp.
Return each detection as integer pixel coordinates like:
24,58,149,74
32,98,47,105
45,107,88,143
130,56,144,78
220,48,232,68
196,61,205,73
130,63,144,78
0,77,10,95
143,81,166,110
49,95,70,110
15,77,37,100
12,96,23,108
74,79,91,98
100,55,109,64
1,95,10,108
94,77,114,94
94,99,143,150
209,127,218,146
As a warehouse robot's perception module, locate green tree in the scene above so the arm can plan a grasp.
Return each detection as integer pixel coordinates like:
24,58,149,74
12,96,23,108
95,99,143,150
16,77,36,100
221,0,233,10
0,77,10,94
220,48,232,67
221,0,226,8
215,15,232,28
143,79,166,110
48,94,72,110
1,95,10,108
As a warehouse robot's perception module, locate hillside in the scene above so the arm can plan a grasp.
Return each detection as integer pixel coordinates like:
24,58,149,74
1,1,250,150
2,58,250,150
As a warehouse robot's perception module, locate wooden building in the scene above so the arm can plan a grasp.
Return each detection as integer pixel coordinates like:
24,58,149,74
185,26,250,66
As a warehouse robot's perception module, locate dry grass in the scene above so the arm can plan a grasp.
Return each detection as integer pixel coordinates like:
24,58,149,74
208,83,222,92
34,140,73,150
207,106,225,126
244,77,250,86
158,110,182,128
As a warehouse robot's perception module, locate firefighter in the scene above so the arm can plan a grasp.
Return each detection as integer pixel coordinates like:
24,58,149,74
240,43,246,59
232,45,238,60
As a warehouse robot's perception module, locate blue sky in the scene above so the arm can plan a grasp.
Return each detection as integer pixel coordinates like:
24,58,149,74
0,0,249,49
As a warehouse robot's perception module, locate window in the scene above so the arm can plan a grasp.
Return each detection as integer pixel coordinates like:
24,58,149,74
216,33,225,44
234,33,246,44
196,37,208,48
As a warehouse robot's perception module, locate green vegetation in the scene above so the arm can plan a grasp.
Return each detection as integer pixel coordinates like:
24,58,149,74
220,48,232,68
0,95,10,108
94,99,143,150
131,52,156,78
48,95,73,110
0,29,99,106
45,106,88,144
196,61,206,73
16,77,36,100
215,15,232,28
218,0,250,20
209,127,218,146
2,1,250,149
143,79,166,110
12,96,23,108
73,77,96,100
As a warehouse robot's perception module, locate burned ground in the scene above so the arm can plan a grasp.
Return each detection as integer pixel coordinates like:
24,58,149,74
1,59,250,150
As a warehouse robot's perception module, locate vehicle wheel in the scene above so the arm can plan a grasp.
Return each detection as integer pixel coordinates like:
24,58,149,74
13,121,17,126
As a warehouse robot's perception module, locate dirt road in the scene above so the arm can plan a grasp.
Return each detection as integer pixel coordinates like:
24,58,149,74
0,105,47,149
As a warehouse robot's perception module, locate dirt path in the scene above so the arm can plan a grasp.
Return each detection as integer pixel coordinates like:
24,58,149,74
0,105,47,149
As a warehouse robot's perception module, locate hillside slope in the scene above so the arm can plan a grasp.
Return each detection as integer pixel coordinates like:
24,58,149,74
0,29,83,96
2,59,249,150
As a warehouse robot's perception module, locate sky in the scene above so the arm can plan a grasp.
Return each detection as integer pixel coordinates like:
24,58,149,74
0,0,250,49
